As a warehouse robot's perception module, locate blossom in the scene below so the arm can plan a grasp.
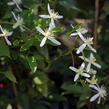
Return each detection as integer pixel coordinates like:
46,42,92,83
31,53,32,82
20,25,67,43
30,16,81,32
86,75,98,85
0,25,13,46
69,63,90,82
76,37,96,54
36,23,61,47
7,0,22,11
79,53,101,72
90,84,107,104
12,11,25,31
71,25,96,54
39,4,63,27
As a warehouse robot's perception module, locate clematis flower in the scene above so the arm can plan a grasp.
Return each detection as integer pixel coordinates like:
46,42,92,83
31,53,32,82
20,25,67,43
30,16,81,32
7,0,22,11
36,23,61,47
90,84,107,104
69,63,90,82
86,75,98,85
71,25,96,54
76,37,96,54
79,53,101,72
12,11,25,31
39,4,63,27
0,25,13,46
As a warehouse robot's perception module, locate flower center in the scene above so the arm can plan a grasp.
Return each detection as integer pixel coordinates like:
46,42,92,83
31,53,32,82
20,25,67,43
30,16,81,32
77,69,84,74
45,30,53,37
85,39,93,45
89,57,96,63
3,30,10,37
50,10,58,19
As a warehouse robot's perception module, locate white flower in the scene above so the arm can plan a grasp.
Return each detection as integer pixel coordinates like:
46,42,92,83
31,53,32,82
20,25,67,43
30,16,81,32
90,84,107,104
69,62,90,82
76,37,96,54
71,28,88,36
39,4,63,27
0,25,13,46
7,0,22,11
12,11,25,31
36,23,61,47
79,53,101,72
86,75,98,85
71,25,96,54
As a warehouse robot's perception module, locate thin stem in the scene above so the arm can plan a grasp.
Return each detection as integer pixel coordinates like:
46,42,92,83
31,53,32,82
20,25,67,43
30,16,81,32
94,0,99,48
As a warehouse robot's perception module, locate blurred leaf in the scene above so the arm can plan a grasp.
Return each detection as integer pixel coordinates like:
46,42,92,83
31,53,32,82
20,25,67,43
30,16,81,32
0,40,10,57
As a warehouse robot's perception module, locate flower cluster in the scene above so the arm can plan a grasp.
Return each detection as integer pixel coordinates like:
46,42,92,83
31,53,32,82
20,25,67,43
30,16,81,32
69,25,107,104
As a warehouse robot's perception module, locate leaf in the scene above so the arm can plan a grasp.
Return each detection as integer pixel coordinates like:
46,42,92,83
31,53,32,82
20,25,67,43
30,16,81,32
0,40,10,57
51,27,65,32
3,71,16,82
26,56,37,73
59,0,80,11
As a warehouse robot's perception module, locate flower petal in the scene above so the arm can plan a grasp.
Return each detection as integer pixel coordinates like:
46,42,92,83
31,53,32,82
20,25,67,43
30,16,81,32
89,84,99,91
55,15,63,19
12,11,17,21
93,62,101,69
4,36,12,46
48,37,61,45
86,63,91,72
81,73,90,78
7,2,15,6
74,74,79,82
48,4,52,14
0,34,4,37
76,43,86,54
88,45,96,53
69,66,77,72
80,62,85,70
70,32,78,36
36,27,45,35
40,37,47,47
90,93,100,102
39,15,50,18
97,97,101,104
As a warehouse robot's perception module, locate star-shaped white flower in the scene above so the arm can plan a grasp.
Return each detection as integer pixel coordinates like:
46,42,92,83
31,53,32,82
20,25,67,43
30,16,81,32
71,25,96,54
76,37,96,54
0,25,13,46
7,0,22,11
79,53,101,72
36,23,61,47
90,84,107,104
12,11,25,31
39,4,63,28
86,75,98,85
69,63,90,82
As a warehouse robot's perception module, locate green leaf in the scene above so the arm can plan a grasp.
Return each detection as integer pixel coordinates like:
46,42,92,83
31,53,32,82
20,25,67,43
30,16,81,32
51,27,65,32
59,0,80,11
0,40,10,57
26,56,37,73
3,71,16,82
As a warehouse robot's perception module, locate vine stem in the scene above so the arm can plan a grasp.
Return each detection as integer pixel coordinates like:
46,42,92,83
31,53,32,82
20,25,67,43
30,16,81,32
93,0,99,49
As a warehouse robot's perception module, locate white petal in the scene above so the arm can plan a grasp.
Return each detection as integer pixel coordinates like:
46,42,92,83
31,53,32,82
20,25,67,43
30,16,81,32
4,36,12,46
93,62,101,69
36,27,45,35
89,85,99,91
69,66,77,72
70,32,78,36
90,93,100,102
51,19,56,28
88,45,96,53
80,62,85,70
13,23,19,29
49,22,55,30
48,4,52,14
76,31,86,42
15,3,22,11
12,11,17,21
7,32,13,37
74,74,79,82
7,2,15,6
48,37,61,45
81,73,90,78
86,63,91,72
40,37,47,47
76,43,86,54
39,15,50,18
55,15,63,19
0,25,4,33
0,34,4,37
97,97,101,104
